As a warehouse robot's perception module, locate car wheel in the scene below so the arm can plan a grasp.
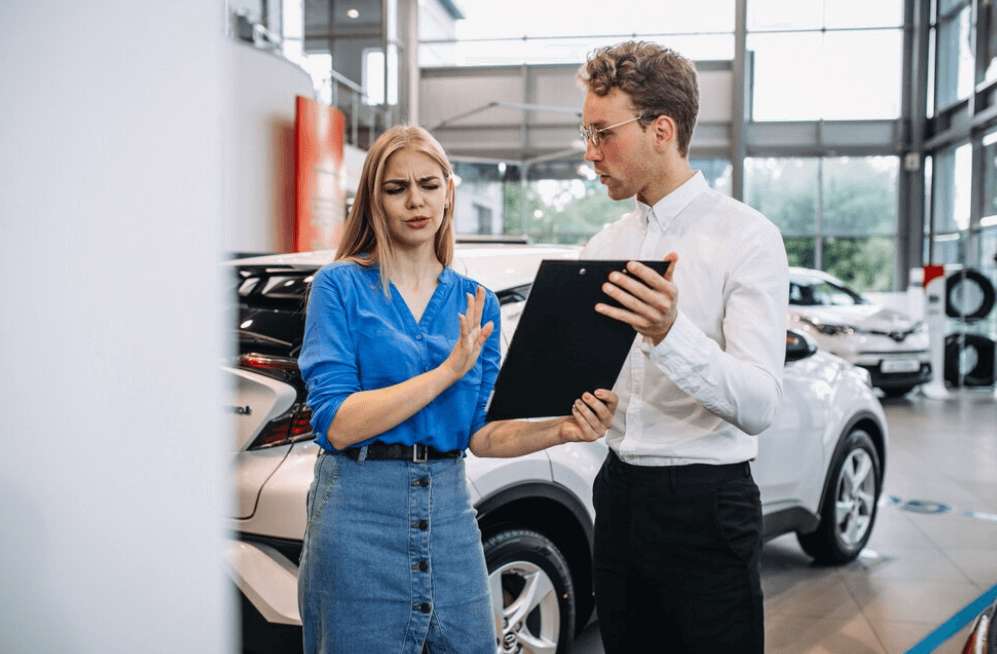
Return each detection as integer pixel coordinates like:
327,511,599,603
797,428,881,564
483,528,575,654
882,385,915,398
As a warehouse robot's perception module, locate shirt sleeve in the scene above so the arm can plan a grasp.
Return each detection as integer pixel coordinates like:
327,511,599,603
470,289,502,435
298,266,361,441
642,223,789,436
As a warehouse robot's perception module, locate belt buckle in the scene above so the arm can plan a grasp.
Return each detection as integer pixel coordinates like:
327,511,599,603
413,444,428,463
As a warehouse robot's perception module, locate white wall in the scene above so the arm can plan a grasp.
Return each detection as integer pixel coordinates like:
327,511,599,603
0,3,231,653
224,41,315,254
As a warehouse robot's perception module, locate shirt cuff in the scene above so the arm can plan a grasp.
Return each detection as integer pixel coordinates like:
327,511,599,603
640,311,703,384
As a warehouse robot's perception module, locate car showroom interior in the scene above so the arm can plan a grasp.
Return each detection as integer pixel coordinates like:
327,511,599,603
2,1,996,654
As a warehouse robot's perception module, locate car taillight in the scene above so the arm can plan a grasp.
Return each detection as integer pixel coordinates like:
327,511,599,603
249,403,315,450
238,353,299,378
237,352,314,449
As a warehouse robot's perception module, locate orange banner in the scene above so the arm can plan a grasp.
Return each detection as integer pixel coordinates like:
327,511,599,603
294,96,346,252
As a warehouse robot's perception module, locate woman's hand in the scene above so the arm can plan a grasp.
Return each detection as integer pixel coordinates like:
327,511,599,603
440,285,494,382
557,389,618,443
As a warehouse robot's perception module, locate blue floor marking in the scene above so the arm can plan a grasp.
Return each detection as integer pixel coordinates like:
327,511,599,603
903,582,997,654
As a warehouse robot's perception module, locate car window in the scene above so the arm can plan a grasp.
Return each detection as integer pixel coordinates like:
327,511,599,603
789,278,865,306
235,266,317,358
813,281,862,306
497,284,531,306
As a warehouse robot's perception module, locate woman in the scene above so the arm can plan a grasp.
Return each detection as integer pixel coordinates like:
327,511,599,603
296,125,617,654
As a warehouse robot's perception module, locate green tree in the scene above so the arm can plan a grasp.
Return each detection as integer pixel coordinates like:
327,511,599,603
504,179,632,244
745,157,898,291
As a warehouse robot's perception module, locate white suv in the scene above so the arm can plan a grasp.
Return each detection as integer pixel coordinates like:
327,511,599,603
787,266,931,397
224,244,888,654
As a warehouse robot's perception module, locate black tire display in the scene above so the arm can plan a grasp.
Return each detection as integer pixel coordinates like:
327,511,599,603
483,529,576,654
945,332,997,387
797,429,882,564
945,269,996,321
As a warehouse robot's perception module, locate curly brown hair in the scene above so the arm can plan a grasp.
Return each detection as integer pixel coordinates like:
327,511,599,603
578,41,699,158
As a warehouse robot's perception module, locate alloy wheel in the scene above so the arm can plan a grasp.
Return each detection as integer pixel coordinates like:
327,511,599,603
489,560,561,654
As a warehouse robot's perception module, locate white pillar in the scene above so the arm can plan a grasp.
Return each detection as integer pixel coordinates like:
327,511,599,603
921,269,951,400
0,2,232,653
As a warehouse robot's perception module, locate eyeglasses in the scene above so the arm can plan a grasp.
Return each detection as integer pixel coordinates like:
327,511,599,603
579,115,648,147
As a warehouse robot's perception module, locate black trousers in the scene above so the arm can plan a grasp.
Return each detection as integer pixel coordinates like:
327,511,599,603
593,450,764,654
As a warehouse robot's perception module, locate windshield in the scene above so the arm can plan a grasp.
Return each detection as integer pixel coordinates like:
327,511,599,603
790,277,868,307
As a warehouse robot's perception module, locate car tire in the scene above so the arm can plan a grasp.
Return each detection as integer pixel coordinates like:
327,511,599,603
483,528,575,654
945,268,996,321
882,385,916,398
797,428,881,564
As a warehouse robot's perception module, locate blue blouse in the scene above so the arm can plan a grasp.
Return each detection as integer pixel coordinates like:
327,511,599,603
299,261,502,452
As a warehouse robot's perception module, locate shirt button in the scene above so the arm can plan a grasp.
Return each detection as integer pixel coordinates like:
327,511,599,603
417,561,429,572
416,603,432,613
417,519,429,530
416,334,423,340
412,477,429,487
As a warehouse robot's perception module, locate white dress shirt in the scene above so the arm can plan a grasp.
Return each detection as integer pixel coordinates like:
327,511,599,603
581,171,789,466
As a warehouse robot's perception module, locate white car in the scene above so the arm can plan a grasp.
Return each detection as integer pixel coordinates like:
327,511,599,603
225,245,888,654
787,266,932,397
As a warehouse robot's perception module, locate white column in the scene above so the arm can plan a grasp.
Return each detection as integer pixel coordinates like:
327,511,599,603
0,2,232,653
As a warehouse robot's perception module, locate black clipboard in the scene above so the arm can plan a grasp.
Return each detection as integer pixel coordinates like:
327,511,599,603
485,259,670,421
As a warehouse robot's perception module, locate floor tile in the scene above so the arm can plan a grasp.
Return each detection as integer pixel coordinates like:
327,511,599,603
765,574,864,619
842,576,982,624
838,547,972,584
903,511,997,550
946,549,997,588
864,506,939,551
868,619,943,654
765,614,886,654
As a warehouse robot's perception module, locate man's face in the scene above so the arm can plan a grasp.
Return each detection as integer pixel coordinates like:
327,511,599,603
582,87,658,204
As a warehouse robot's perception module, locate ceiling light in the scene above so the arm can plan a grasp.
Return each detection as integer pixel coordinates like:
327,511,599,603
347,8,359,18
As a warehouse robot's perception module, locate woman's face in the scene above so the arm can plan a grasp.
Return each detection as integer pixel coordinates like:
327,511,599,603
380,147,450,253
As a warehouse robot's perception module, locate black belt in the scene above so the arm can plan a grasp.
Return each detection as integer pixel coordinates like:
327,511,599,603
606,449,751,487
341,442,462,463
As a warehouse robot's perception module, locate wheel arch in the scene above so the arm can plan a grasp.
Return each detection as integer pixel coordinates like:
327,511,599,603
474,482,595,632
810,410,887,533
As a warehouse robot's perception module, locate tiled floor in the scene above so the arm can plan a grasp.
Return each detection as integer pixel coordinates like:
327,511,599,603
571,387,997,654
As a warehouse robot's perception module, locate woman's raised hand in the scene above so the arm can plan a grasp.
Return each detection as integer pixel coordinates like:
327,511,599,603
441,285,494,382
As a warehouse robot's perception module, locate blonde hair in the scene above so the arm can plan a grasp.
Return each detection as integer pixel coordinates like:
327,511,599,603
335,125,455,292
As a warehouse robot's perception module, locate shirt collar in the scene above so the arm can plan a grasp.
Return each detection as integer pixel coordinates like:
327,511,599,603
636,171,708,230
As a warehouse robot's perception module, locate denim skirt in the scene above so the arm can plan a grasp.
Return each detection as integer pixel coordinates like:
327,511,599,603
298,449,496,654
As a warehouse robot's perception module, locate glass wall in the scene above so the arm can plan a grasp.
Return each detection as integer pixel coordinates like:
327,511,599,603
745,156,899,292
934,0,975,111
453,158,731,245
420,0,736,66
746,6,903,122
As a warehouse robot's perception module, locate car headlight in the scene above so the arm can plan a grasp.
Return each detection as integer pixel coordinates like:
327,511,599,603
799,316,857,337
857,366,873,388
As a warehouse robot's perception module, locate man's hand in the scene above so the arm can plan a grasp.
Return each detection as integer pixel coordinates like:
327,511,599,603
595,253,679,346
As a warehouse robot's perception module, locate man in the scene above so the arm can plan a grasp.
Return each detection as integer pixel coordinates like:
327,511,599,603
577,41,789,653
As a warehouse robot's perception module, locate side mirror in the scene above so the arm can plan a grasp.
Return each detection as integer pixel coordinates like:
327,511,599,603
785,329,817,363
